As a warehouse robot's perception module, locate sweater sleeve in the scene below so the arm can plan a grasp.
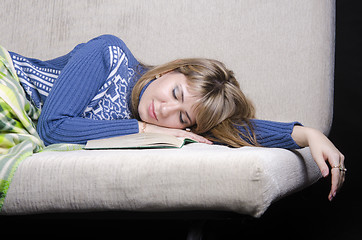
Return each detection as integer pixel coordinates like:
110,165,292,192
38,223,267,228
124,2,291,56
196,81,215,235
37,35,139,146
235,119,302,149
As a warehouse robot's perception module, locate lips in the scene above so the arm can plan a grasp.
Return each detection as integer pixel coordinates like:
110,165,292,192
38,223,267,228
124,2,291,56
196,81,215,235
148,100,158,121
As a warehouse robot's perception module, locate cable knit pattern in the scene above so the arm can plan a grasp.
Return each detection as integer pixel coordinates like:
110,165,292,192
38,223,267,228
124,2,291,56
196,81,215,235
10,35,143,145
239,119,301,149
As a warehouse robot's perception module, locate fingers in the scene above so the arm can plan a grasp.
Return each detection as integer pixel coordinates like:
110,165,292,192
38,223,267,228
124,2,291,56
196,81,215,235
329,168,340,201
327,152,346,201
183,131,213,145
311,145,345,201
176,129,213,145
144,123,213,145
311,149,330,177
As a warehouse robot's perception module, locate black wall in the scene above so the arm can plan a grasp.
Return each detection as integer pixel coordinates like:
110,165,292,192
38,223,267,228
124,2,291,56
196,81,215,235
331,0,361,214
328,0,362,236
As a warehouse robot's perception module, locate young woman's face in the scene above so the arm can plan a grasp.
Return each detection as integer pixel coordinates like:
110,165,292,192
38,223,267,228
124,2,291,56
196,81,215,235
138,71,199,129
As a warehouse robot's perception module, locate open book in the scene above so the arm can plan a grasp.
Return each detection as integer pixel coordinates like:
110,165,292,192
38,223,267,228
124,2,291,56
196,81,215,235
84,132,197,150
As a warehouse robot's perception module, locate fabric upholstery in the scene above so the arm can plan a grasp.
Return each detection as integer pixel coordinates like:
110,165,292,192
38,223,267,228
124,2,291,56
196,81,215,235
2,144,320,218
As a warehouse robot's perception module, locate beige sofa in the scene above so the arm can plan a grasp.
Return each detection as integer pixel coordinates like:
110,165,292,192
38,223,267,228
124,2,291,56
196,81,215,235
0,0,334,218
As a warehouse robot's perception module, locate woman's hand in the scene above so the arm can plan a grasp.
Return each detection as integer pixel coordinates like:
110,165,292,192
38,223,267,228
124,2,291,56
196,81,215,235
138,121,213,145
292,126,346,201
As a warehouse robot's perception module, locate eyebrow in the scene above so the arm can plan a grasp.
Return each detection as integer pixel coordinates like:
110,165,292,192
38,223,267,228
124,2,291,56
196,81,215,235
180,84,192,124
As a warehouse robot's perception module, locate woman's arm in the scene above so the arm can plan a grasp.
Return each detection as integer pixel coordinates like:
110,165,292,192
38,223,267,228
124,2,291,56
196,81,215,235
237,119,302,149
37,35,140,145
138,119,301,147
291,125,345,201
239,120,345,200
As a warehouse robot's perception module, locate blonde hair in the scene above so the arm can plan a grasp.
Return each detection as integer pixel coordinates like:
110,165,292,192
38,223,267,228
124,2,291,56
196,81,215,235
131,58,258,147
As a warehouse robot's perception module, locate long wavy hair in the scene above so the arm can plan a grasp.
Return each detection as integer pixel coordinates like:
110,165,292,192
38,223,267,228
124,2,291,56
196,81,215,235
131,58,258,147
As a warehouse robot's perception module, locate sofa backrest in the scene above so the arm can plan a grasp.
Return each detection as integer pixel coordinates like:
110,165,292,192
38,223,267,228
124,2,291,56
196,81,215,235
1,0,335,134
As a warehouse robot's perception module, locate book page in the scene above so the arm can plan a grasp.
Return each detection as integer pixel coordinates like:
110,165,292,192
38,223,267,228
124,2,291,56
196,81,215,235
84,133,196,149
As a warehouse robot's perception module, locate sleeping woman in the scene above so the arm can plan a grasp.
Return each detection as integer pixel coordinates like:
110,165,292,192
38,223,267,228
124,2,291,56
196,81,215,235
1,34,345,201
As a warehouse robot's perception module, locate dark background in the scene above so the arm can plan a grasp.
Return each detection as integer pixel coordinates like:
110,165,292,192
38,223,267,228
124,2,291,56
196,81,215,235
2,1,361,239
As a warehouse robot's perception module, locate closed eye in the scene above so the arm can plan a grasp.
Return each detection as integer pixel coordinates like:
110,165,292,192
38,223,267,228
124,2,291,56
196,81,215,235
179,112,186,124
173,87,187,124
172,87,178,100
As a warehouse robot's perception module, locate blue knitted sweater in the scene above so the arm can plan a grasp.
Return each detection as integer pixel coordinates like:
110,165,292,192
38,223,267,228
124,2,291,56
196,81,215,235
10,35,301,149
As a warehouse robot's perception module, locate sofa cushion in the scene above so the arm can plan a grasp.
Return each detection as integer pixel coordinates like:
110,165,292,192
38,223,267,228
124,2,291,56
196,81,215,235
2,144,321,217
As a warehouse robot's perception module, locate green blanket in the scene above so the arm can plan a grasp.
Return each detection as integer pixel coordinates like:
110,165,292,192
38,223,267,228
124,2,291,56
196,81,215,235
0,46,82,211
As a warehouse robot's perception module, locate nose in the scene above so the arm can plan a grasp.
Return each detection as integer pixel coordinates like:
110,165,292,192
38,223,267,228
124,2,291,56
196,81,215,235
160,101,180,118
